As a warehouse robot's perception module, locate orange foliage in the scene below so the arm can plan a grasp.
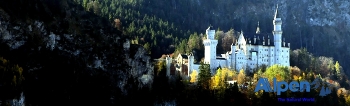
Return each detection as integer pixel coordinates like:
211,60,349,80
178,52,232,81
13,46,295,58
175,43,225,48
293,75,299,81
276,74,282,81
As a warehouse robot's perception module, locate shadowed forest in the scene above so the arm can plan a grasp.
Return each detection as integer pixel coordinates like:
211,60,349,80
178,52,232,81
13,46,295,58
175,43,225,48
0,0,349,106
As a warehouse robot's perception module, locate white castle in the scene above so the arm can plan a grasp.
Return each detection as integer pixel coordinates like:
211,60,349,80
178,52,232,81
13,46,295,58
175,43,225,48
167,6,290,76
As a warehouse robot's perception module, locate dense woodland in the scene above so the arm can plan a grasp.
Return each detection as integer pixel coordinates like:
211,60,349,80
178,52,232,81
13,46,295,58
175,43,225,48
0,0,350,105
72,0,350,77
73,0,267,58
72,0,350,105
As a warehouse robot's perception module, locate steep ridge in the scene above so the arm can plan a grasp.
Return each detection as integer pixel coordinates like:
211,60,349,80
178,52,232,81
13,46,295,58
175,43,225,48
0,0,153,105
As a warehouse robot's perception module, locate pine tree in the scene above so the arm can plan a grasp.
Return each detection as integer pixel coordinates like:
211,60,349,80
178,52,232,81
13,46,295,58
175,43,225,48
198,62,211,90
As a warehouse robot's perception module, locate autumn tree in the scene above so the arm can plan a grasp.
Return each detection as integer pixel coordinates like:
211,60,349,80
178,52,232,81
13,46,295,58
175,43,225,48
155,59,166,76
290,66,301,80
211,68,235,89
190,70,198,83
264,64,290,81
114,18,121,30
334,61,341,79
346,95,350,106
222,68,237,81
0,57,24,100
237,69,246,85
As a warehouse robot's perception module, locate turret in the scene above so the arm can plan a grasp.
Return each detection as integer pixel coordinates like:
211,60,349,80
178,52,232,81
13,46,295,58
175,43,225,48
256,21,261,34
254,35,256,44
188,53,194,77
206,26,215,40
288,43,290,48
268,35,270,45
262,36,265,45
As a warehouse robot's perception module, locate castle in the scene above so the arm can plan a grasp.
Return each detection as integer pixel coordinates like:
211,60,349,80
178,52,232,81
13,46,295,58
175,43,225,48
166,6,290,77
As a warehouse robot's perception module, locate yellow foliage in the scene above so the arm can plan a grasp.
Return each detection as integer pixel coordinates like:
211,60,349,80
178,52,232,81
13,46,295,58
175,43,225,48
293,75,299,81
255,90,264,98
210,68,236,89
237,69,245,85
190,70,198,83
253,74,258,82
211,75,220,89
346,95,350,106
276,74,282,81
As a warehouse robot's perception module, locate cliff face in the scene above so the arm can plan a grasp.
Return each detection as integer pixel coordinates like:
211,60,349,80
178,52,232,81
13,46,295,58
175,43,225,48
0,0,153,105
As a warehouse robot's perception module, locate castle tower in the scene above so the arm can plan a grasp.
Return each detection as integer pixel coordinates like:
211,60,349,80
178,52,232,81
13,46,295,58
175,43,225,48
231,43,236,69
165,55,172,77
203,26,218,70
273,4,283,64
188,53,194,77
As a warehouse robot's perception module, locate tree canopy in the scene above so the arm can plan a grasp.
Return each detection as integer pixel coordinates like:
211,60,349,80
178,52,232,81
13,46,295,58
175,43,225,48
263,64,290,81
198,62,211,89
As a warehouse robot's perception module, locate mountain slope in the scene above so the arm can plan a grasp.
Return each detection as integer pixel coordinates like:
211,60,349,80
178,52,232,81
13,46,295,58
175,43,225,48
79,0,350,74
0,0,153,105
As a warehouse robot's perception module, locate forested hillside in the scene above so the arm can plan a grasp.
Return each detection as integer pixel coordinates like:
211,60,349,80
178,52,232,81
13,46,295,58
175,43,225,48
74,0,350,76
0,0,350,105
0,0,153,105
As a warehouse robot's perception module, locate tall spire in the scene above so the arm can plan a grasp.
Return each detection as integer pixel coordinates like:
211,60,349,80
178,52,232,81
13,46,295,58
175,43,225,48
274,4,281,19
256,21,261,34
238,30,246,45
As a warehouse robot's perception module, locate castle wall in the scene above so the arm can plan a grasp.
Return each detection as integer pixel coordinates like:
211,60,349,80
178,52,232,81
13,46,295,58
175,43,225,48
175,8,291,76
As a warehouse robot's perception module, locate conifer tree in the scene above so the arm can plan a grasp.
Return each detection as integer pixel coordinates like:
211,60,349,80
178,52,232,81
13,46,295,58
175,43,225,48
198,62,211,89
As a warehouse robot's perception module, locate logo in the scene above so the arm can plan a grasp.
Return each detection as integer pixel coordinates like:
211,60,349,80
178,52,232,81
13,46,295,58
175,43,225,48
254,77,332,96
